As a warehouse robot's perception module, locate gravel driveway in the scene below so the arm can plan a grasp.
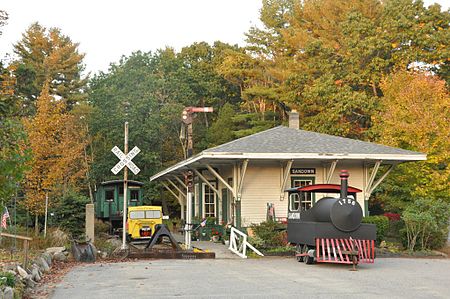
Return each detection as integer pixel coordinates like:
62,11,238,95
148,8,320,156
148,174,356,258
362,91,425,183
51,257,450,299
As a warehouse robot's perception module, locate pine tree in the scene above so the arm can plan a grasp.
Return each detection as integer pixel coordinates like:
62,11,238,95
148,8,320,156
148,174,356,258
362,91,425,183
13,22,88,115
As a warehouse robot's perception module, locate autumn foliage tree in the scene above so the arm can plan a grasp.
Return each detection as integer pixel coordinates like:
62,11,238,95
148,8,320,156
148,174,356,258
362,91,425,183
374,69,450,209
23,82,87,233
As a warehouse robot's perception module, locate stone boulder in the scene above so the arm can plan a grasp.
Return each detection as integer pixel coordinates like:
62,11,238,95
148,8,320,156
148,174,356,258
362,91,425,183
16,265,28,279
35,257,50,273
41,252,52,267
46,246,66,256
1,286,14,299
31,265,42,282
53,252,68,262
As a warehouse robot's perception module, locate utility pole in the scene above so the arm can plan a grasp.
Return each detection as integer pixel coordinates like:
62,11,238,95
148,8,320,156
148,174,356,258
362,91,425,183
122,122,129,250
111,122,141,249
181,107,213,249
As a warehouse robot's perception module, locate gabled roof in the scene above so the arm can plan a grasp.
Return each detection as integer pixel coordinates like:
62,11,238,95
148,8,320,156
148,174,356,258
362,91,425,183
151,126,426,181
205,126,422,156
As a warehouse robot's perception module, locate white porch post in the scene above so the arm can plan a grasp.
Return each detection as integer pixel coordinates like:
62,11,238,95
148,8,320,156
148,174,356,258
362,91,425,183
280,160,293,201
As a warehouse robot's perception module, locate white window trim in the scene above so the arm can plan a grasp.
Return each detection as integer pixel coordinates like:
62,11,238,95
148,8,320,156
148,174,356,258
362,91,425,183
292,178,314,210
202,182,217,218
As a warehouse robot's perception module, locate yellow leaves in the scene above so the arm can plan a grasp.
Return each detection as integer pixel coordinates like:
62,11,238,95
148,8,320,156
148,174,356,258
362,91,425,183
376,69,450,198
22,82,88,215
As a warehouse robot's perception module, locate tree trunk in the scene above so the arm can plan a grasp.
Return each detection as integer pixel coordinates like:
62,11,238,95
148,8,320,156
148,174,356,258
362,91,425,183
34,214,39,236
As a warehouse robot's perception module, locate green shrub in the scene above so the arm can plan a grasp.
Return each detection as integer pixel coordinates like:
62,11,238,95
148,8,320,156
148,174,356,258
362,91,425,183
362,215,389,244
163,217,181,232
249,221,286,248
401,198,450,251
0,271,16,288
54,190,90,237
94,219,111,237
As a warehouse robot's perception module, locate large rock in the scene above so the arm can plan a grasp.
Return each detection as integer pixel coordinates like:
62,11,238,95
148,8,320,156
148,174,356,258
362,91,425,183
53,252,67,262
46,246,66,256
16,265,28,279
41,252,52,267
31,265,41,282
35,257,50,273
2,286,14,299
25,275,37,288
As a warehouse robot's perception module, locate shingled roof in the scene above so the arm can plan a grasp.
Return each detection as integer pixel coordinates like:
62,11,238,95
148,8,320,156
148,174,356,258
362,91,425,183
151,126,426,181
205,126,422,156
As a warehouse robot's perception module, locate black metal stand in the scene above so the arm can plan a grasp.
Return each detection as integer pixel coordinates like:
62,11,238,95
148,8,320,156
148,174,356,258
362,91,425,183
145,224,181,250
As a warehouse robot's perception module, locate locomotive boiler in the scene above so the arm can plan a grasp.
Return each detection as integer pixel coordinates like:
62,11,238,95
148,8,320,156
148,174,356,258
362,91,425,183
286,170,376,265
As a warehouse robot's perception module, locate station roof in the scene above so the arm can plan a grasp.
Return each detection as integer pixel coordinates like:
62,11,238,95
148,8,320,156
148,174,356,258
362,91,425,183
151,126,426,181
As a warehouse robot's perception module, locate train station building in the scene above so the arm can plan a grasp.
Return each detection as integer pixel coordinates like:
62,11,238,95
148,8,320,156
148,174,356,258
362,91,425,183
151,112,426,227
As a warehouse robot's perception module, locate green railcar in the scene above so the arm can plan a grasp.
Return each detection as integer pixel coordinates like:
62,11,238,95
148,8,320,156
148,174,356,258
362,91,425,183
95,180,144,228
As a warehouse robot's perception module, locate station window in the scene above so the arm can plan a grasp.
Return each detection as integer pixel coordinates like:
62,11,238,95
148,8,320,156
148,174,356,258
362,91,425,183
203,183,216,218
292,177,314,210
105,189,114,202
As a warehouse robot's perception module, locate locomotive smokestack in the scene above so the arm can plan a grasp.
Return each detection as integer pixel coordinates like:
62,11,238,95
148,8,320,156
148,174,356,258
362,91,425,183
340,170,349,199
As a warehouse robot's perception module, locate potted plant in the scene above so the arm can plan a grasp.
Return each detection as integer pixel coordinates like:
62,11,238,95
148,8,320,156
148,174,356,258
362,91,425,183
210,228,221,242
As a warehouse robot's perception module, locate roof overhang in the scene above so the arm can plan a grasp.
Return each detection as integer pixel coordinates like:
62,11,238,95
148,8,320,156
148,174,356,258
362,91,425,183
150,151,426,181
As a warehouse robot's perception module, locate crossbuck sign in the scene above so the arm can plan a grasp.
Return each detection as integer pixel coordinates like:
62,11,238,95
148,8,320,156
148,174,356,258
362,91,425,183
111,146,141,175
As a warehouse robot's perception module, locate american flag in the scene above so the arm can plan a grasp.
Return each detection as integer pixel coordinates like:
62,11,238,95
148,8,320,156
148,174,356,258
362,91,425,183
200,218,207,227
1,208,9,229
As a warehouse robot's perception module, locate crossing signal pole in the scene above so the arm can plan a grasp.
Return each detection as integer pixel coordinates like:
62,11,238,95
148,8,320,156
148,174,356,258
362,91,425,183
181,107,213,248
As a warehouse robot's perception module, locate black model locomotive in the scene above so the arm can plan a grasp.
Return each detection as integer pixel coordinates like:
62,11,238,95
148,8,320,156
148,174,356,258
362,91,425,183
286,170,376,265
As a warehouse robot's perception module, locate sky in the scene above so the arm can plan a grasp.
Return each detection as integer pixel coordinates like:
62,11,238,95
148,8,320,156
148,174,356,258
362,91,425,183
0,0,448,75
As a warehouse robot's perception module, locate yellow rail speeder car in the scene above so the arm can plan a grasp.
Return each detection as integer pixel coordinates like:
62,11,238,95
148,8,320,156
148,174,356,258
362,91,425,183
126,206,164,240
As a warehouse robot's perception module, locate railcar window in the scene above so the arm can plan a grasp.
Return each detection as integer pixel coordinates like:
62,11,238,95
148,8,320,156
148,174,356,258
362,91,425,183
105,189,114,202
130,189,139,202
289,193,300,211
129,211,145,219
145,210,161,219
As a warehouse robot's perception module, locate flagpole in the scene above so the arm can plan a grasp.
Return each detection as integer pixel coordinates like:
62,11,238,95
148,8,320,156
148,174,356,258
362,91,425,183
44,192,48,238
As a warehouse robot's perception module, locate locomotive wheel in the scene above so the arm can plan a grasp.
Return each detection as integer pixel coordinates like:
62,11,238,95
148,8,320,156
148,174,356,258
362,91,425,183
303,245,314,265
296,244,304,262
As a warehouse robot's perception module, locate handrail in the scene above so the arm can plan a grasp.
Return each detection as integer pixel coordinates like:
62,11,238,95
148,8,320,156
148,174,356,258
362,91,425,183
1,232,33,267
0,232,33,241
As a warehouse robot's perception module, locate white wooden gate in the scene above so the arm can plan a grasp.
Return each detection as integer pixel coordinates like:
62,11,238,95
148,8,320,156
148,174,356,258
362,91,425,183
228,227,264,258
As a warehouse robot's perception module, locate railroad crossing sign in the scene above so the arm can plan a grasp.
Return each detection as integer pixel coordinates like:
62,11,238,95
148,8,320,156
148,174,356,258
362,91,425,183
111,145,141,175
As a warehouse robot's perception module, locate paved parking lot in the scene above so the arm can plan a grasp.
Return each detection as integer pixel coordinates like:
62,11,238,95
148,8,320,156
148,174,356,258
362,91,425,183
51,257,450,298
